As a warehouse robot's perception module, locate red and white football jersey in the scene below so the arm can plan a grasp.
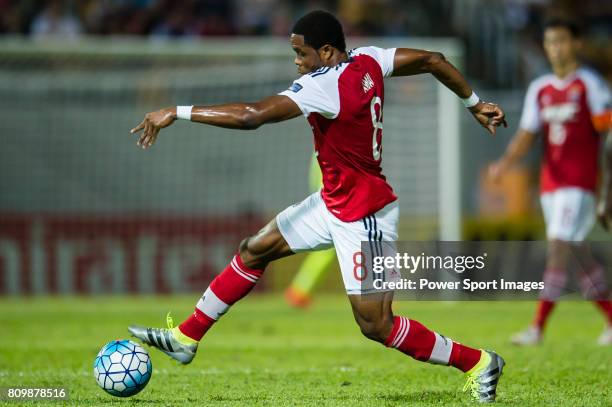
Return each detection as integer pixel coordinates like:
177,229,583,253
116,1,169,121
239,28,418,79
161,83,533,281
280,46,397,222
519,67,611,194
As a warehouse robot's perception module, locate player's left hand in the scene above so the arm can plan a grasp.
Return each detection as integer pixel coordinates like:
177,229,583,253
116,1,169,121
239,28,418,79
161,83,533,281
130,107,176,149
469,101,508,136
597,193,612,231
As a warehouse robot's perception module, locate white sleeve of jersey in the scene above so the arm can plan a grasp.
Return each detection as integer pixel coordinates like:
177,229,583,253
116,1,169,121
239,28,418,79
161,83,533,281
352,46,396,77
518,79,543,133
278,74,339,119
579,69,611,115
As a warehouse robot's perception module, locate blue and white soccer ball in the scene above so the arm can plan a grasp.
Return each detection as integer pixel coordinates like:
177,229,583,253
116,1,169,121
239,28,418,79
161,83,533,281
93,340,152,397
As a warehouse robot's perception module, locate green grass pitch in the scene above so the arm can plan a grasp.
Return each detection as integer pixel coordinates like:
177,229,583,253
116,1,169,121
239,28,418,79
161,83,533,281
0,295,610,406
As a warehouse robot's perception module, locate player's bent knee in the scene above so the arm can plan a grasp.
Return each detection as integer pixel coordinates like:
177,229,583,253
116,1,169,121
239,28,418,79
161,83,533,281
238,237,250,257
238,236,265,268
240,232,270,255
238,223,289,269
356,315,393,343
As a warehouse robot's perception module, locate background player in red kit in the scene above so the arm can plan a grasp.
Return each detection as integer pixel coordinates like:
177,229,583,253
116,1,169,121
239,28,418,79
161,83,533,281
489,19,612,346
129,11,508,402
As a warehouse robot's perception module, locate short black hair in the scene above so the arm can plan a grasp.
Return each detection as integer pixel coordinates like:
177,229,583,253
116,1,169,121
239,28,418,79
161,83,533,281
292,10,346,52
543,18,581,38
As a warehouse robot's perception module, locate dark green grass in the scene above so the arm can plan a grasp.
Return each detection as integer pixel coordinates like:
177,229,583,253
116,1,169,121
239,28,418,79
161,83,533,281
0,295,610,406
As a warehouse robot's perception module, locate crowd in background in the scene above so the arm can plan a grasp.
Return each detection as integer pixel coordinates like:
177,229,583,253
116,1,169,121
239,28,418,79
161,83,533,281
0,0,609,86
2,0,446,38
0,0,608,39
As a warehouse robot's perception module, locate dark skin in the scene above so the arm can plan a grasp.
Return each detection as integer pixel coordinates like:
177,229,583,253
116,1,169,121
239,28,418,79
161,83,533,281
131,34,507,343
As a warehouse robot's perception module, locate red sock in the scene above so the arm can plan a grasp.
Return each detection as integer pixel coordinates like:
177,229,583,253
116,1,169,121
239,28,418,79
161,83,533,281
385,316,482,373
594,300,612,325
179,254,264,341
179,309,216,341
534,300,555,331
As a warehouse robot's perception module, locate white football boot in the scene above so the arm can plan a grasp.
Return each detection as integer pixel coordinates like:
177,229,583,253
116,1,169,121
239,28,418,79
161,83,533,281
510,326,541,346
597,326,612,345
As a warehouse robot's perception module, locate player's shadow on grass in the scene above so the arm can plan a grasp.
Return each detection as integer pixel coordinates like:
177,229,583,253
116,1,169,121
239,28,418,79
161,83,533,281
375,390,456,404
377,391,516,406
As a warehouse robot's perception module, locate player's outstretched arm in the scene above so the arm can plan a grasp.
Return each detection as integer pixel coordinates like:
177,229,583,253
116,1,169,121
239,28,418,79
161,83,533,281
130,95,302,149
392,48,507,135
487,129,536,182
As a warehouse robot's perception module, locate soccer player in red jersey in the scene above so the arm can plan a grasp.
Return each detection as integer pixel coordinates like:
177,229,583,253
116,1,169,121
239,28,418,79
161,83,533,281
129,11,508,401
489,19,612,346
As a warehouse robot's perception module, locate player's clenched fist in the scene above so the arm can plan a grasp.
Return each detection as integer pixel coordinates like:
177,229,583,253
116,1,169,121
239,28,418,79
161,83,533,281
130,107,176,149
468,101,508,136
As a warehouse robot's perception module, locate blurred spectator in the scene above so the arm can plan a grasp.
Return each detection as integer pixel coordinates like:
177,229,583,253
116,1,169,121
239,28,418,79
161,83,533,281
269,4,292,37
30,0,82,39
0,0,26,34
194,0,235,36
150,1,197,38
233,0,276,35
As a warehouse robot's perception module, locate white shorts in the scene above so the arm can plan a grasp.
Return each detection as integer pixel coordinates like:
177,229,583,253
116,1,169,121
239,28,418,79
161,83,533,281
276,191,400,294
540,187,595,242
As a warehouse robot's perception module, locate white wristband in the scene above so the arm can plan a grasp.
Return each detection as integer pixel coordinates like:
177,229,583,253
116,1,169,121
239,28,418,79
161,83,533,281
176,105,193,120
461,92,480,108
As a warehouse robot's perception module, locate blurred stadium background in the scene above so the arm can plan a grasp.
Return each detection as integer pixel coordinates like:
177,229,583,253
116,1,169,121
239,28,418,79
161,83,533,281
0,0,611,296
